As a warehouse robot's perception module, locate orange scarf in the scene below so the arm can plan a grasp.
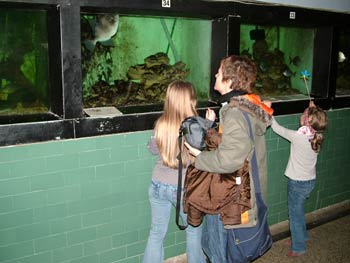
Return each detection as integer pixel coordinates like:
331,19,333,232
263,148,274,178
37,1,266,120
242,94,274,116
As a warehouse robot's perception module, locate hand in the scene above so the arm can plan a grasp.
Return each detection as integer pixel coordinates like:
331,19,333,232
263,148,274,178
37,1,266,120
262,100,272,108
309,100,315,108
184,142,202,157
206,108,216,122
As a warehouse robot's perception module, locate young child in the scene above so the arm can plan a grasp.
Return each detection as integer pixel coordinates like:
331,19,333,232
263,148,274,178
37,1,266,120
271,101,328,257
143,80,207,263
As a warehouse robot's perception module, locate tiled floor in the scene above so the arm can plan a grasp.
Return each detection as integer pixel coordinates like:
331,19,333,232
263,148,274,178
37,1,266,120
254,214,350,263
165,214,350,263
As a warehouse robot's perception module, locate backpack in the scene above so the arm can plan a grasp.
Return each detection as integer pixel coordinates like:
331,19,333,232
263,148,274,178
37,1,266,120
176,116,214,230
179,116,214,150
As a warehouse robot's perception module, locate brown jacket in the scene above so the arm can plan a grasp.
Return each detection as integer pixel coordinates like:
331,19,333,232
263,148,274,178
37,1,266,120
183,129,251,227
184,96,272,228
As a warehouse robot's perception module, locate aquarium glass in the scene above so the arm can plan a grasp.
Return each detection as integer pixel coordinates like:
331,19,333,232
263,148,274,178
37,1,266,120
0,8,49,115
240,24,315,101
336,28,350,96
81,13,212,111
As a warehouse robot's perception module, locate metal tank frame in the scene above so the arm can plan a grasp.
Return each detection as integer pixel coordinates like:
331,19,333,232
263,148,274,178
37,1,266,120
0,0,349,146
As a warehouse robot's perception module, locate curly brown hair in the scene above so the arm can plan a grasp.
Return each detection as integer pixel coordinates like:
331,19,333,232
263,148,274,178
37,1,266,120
220,55,257,93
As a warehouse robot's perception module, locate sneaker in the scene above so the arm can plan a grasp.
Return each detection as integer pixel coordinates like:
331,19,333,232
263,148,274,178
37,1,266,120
287,251,305,257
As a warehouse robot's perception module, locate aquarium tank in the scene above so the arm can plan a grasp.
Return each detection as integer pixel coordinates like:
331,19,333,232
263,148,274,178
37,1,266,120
0,8,49,116
240,24,315,101
336,28,350,96
80,13,212,113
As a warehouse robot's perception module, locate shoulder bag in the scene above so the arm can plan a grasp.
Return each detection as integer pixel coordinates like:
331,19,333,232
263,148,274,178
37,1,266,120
226,111,273,263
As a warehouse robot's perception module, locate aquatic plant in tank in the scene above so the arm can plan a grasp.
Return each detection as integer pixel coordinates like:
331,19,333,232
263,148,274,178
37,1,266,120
240,24,315,101
0,8,49,115
81,13,212,110
336,28,350,96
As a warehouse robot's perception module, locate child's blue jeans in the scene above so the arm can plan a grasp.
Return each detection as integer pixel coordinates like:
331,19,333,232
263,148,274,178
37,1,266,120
143,180,206,263
288,178,315,254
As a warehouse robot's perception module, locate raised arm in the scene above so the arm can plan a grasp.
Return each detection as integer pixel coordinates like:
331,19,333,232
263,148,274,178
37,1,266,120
271,117,296,142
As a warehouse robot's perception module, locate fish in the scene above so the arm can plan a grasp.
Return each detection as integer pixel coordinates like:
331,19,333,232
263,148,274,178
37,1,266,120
259,60,269,72
277,79,289,89
282,67,295,77
83,14,119,52
254,80,263,88
289,56,301,67
338,51,346,63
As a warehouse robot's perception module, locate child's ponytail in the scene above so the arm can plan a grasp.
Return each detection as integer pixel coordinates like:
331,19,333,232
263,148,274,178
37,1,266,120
309,132,324,153
307,106,328,153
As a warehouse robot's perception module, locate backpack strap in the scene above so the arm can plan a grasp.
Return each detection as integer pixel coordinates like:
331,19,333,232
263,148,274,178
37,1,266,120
176,129,187,230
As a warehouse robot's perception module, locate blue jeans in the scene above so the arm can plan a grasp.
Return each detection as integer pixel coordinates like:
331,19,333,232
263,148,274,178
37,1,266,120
288,178,315,254
202,214,228,263
143,181,206,263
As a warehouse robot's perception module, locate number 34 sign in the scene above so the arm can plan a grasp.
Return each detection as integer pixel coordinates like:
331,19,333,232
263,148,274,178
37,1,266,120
162,0,171,8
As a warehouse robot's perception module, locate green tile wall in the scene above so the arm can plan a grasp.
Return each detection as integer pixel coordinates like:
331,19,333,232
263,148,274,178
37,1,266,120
0,108,349,263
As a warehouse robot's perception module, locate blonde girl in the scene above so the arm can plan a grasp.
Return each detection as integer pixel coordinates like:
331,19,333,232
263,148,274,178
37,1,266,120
143,80,207,263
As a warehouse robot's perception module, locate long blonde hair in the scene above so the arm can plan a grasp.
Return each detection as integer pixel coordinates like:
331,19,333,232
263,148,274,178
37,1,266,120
154,80,198,168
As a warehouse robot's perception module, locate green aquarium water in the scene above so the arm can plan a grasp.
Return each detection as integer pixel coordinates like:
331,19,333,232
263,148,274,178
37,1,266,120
81,14,212,109
0,8,49,115
240,24,315,101
336,28,350,96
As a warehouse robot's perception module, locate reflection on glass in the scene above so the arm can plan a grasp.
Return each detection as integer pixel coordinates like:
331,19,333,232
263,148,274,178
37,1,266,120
240,24,315,101
81,14,212,110
336,29,350,96
0,8,49,116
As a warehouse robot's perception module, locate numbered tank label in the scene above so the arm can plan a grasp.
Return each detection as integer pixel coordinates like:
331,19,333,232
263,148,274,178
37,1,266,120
162,0,171,8
289,11,296,19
